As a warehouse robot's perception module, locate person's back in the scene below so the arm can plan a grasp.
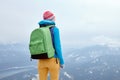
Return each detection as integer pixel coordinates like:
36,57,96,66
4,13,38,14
38,11,64,80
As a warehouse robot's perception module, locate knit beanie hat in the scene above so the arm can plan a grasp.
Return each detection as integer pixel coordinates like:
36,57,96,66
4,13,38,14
43,11,55,20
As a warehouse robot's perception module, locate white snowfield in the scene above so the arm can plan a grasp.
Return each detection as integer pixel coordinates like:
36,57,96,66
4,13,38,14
32,74,39,80
0,65,36,80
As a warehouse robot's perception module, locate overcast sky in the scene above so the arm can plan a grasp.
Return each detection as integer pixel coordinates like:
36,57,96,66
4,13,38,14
0,0,120,46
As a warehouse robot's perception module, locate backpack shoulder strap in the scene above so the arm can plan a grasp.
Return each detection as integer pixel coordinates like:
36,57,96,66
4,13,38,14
49,26,58,64
49,26,57,54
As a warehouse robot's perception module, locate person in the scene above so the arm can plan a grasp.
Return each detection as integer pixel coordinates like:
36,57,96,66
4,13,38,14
38,11,64,80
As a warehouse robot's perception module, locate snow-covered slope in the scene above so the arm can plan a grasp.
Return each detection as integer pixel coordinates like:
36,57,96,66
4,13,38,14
64,44,120,80
1,43,120,80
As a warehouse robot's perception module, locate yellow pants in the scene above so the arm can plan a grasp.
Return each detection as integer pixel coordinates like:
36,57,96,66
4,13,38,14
38,58,60,80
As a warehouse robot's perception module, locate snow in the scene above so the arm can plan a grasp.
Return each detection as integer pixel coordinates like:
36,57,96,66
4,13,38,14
91,58,99,64
115,70,119,73
64,72,72,79
31,74,39,80
89,71,93,74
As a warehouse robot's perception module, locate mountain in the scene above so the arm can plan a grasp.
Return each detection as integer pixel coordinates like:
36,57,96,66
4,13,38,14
63,45,120,80
0,43,37,67
0,43,120,80
0,43,37,80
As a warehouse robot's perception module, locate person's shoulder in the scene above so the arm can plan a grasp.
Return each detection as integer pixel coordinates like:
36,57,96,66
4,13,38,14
54,26,58,29
53,26,59,32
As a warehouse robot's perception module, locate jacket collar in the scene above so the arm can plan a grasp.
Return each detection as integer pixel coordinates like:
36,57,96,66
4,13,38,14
38,20,55,27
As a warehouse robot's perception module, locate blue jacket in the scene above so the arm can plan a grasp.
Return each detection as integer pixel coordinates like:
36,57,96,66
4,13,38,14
38,20,64,65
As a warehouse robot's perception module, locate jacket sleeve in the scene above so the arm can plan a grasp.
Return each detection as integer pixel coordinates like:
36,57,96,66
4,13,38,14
53,27,64,65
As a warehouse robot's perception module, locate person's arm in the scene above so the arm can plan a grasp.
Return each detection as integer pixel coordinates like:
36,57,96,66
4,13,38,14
53,27,64,65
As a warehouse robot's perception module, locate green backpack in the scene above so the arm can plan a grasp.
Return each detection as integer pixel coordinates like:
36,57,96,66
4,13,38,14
29,26,55,59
